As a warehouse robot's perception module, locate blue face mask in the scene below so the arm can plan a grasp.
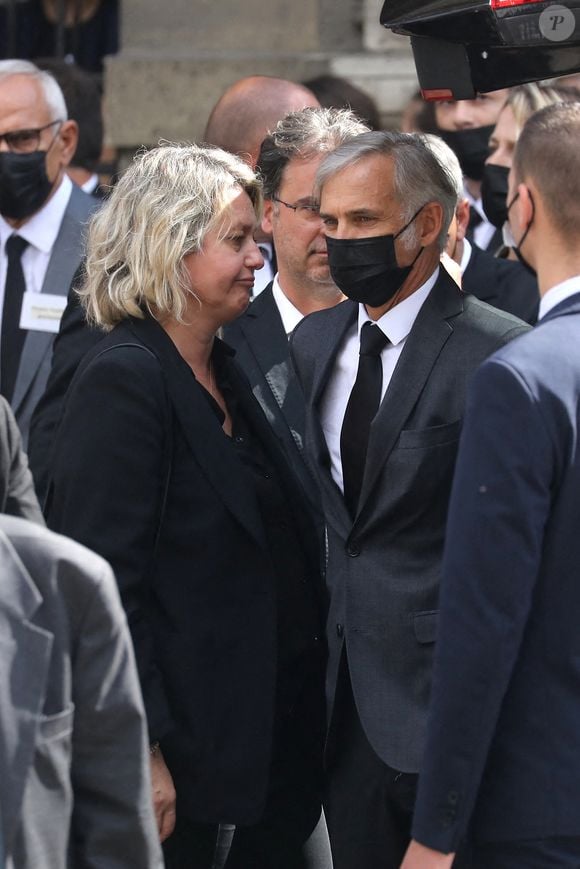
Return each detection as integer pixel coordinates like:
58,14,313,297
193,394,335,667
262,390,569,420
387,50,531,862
325,206,425,308
502,189,536,277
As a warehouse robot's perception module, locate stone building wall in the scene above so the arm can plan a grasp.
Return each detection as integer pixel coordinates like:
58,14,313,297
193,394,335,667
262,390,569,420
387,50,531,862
104,0,418,152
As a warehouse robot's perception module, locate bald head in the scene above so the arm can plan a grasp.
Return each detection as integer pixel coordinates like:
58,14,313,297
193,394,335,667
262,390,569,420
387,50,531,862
203,75,319,167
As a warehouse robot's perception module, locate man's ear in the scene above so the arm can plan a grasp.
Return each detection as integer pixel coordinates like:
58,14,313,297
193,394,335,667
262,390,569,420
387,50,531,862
261,199,275,236
517,182,534,227
57,120,79,167
418,201,443,247
456,199,471,243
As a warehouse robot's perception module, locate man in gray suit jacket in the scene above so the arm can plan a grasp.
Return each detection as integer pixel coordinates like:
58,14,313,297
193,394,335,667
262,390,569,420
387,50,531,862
225,107,367,516
0,60,97,445
0,396,42,521
290,131,529,869
0,514,162,868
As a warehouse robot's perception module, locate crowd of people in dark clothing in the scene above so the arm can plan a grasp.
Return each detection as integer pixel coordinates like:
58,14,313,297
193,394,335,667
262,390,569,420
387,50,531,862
2,53,580,869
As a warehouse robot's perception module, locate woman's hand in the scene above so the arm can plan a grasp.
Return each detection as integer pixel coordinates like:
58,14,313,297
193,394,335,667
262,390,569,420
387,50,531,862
150,748,176,842
400,840,455,869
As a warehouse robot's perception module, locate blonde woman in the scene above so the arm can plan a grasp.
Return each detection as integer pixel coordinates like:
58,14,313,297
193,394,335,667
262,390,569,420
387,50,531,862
46,144,330,869
482,82,566,231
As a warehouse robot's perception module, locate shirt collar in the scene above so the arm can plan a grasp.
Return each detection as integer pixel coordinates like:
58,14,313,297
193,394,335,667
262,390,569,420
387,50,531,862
538,275,580,320
81,173,100,194
463,184,485,218
272,274,305,337
357,266,439,346
0,174,73,254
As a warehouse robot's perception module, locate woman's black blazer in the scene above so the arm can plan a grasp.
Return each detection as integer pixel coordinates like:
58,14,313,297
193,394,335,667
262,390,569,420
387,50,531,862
45,313,324,826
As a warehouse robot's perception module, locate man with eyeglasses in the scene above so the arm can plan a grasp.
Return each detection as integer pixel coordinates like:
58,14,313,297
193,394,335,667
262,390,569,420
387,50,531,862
0,59,97,445
224,107,368,521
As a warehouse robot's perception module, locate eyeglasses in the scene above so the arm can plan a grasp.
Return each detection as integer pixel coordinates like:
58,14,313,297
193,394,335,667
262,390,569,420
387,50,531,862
0,120,62,154
272,196,321,222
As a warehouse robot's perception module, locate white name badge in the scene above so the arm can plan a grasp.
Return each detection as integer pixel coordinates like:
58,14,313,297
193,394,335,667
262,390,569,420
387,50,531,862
19,292,67,334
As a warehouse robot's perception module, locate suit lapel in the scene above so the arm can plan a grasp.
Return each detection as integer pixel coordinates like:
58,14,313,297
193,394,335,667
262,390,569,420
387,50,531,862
237,287,306,450
0,532,53,856
12,186,95,414
357,271,464,519
307,301,358,536
126,318,268,551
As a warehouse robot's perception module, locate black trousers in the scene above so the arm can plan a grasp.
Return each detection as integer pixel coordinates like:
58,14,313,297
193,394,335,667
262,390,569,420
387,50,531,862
163,811,332,869
164,658,330,869
325,657,470,869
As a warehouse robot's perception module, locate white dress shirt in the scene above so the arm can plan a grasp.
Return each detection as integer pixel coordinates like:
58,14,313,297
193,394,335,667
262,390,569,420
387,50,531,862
252,241,275,298
80,173,100,195
538,275,580,321
272,274,304,338
0,174,73,341
464,185,496,252
320,268,439,492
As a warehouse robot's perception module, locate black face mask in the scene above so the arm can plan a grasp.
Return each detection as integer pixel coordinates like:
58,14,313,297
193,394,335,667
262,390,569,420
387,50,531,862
326,207,424,308
481,164,509,228
503,190,536,277
439,125,495,182
0,151,53,221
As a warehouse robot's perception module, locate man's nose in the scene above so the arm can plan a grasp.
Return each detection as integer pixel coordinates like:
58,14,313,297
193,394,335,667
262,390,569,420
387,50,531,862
453,102,477,129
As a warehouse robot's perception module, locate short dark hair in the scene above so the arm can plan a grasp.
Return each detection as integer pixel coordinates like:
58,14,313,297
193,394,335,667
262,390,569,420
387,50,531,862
36,59,103,172
302,75,381,131
257,106,369,199
514,101,580,243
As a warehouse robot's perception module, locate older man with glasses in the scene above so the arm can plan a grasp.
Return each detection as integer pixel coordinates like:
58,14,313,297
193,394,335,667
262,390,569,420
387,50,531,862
0,59,97,445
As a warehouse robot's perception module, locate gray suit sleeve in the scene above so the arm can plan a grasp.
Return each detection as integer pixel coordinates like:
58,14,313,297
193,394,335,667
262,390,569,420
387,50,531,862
0,397,43,524
69,556,163,869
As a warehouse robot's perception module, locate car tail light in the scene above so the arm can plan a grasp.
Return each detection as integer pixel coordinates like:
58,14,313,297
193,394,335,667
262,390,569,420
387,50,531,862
420,88,455,101
491,0,543,7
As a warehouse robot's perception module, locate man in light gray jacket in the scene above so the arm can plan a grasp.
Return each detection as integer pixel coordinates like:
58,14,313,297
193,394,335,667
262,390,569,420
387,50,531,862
0,396,42,521
0,514,162,868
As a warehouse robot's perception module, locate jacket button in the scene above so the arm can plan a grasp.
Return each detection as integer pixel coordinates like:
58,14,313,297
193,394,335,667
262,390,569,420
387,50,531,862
448,791,458,805
347,542,360,557
336,623,344,637
442,808,456,827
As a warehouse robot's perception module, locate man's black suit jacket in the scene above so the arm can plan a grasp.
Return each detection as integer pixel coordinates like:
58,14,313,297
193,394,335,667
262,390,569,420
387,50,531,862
462,242,539,324
28,271,104,503
45,313,325,826
224,284,322,524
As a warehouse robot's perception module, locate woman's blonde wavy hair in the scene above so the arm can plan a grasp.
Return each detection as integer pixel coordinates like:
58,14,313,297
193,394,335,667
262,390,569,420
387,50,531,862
78,142,262,329
506,82,566,133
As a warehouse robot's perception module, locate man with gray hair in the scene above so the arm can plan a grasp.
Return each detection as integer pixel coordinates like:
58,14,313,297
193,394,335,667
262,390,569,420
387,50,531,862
0,60,97,444
289,131,529,868
225,107,368,515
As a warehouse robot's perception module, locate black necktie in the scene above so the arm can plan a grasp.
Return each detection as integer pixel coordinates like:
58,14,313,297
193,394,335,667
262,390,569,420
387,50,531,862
341,321,389,517
1,234,29,402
